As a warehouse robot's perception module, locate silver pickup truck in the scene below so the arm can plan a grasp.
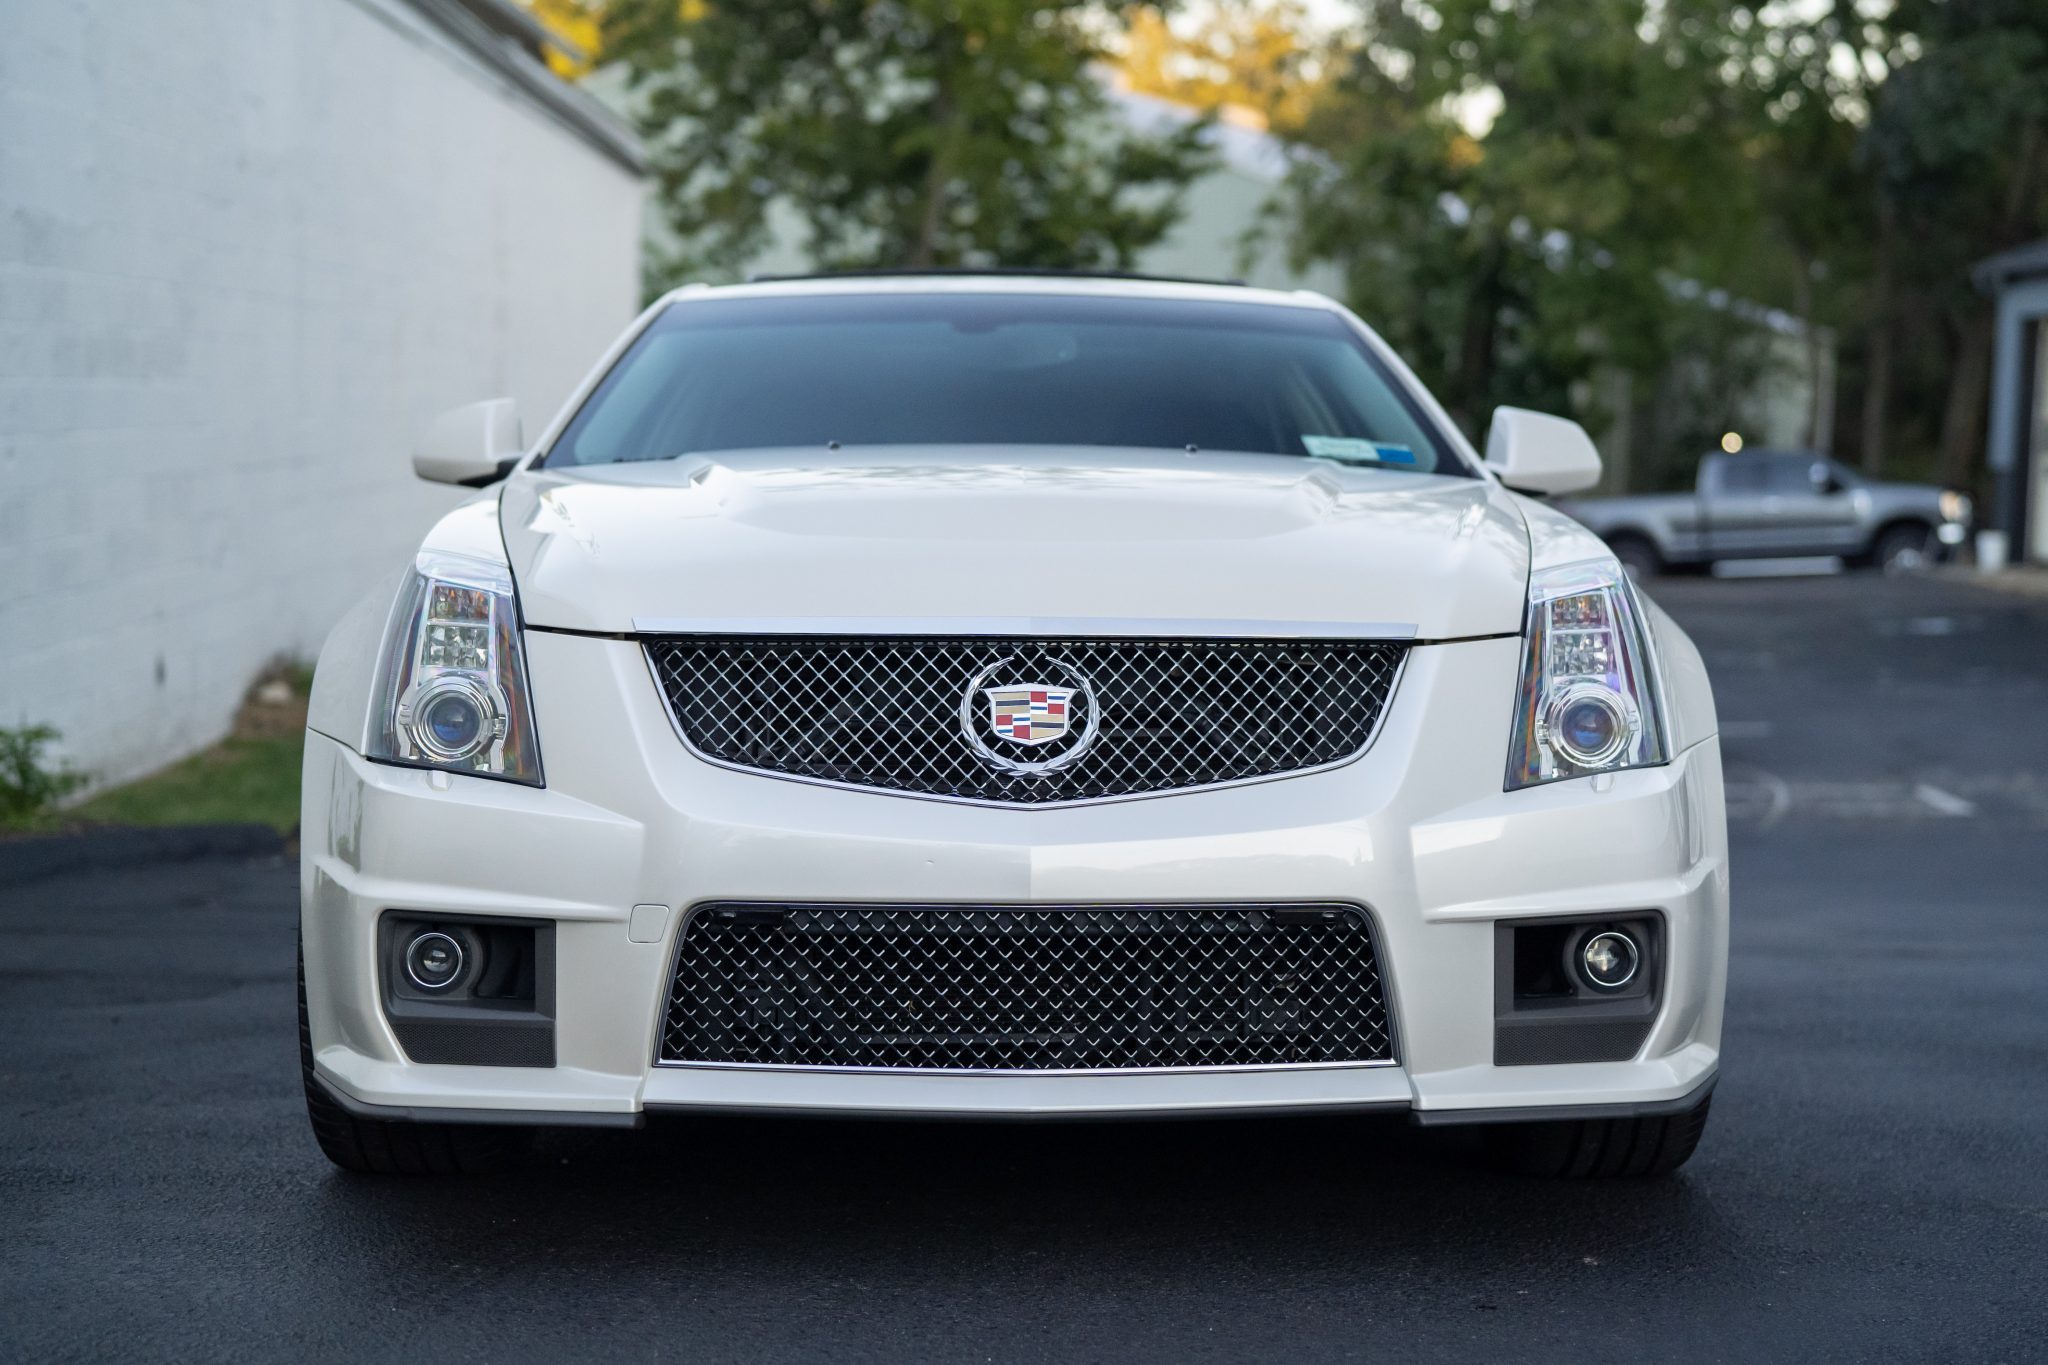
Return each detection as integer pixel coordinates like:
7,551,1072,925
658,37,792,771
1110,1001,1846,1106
1559,449,1971,577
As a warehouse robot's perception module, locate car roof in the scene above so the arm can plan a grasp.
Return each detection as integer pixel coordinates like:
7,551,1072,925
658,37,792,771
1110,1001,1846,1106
657,270,1338,313
751,266,1247,288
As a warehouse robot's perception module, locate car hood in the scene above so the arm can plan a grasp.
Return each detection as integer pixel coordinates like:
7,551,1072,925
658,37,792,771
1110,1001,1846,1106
500,447,1532,639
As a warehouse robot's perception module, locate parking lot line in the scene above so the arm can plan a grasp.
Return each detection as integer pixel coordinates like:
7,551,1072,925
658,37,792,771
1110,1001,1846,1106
1913,783,1979,817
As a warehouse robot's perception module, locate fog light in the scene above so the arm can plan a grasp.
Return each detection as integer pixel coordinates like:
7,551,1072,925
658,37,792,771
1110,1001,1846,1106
1575,928,1640,991
404,930,466,991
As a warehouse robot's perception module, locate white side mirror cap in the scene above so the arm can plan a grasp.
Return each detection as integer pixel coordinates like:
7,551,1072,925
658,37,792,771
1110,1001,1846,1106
1484,406,1602,496
412,398,523,486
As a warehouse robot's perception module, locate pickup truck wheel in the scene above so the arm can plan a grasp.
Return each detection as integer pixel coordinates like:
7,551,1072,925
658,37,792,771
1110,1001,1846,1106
1606,535,1661,580
1873,523,1934,574
1484,1094,1712,1178
298,942,533,1175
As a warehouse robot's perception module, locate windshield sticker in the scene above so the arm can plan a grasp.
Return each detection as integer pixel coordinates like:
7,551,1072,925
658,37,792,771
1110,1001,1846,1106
1301,435,1417,465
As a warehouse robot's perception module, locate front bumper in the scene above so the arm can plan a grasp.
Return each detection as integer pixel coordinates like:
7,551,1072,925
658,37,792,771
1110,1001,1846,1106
301,631,1728,1124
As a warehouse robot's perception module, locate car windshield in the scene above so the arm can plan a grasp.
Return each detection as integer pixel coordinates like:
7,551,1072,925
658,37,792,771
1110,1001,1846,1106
542,291,1466,475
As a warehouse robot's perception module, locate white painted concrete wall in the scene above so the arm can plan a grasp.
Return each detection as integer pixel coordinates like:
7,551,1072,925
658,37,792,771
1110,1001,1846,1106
0,0,643,789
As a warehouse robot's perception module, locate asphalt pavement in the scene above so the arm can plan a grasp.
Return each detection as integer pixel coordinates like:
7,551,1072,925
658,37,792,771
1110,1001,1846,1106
3,570,2045,1363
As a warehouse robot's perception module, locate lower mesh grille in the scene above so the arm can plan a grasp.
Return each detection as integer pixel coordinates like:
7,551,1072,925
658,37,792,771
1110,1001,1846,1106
658,903,1394,1071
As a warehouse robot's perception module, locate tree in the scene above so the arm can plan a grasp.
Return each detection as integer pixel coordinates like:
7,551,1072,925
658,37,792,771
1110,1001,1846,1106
602,0,1215,285
1726,1,2048,486
1269,0,1774,451
1120,2,1329,135
524,0,605,79
1710,4,1875,454
1858,0,2048,486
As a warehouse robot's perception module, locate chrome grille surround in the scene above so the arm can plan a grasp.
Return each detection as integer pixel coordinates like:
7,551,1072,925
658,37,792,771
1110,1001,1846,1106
657,903,1395,1072
644,634,1408,806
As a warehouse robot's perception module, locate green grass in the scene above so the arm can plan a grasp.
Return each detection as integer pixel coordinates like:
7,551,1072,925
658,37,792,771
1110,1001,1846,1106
69,732,303,834
0,662,312,838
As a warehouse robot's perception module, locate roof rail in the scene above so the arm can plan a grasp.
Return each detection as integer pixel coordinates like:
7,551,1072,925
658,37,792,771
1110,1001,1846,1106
744,266,1249,288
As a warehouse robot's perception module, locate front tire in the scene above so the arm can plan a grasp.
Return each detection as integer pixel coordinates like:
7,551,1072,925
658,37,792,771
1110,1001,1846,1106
298,943,533,1175
1485,1094,1712,1178
1872,522,1935,574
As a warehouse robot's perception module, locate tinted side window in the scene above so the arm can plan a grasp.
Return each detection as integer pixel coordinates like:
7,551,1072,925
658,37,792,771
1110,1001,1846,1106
1713,458,1768,494
1765,458,1822,494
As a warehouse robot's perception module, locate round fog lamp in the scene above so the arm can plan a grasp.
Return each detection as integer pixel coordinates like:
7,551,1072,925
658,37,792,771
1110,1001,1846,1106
1576,929,1640,992
404,930,466,991
1543,686,1633,768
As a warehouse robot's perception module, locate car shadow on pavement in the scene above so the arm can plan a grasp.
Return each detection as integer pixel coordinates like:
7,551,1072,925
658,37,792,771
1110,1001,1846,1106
310,1111,1736,1289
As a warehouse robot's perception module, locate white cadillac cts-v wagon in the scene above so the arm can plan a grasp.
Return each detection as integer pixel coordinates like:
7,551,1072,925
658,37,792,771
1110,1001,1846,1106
299,274,1726,1177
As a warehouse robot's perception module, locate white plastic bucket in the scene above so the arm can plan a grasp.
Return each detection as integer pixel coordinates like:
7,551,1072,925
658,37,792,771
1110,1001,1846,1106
1976,530,2010,573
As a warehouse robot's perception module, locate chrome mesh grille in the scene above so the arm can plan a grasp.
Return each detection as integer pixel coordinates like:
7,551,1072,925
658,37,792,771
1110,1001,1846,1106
659,903,1393,1071
645,636,1406,804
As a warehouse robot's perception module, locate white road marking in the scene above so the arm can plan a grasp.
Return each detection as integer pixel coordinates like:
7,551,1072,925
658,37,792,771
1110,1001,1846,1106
1723,765,1793,827
1756,770,1793,827
1913,783,1978,818
1723,774,2013,823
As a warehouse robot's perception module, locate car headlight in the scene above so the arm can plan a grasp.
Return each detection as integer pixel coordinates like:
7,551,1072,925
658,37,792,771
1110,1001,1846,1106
1939,490,1972,524
1506,558,1667,790
367,549,542,785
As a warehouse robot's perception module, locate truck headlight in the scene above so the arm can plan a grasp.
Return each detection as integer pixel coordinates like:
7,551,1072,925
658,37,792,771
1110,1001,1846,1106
367,549,542,785
1506,558,1667,789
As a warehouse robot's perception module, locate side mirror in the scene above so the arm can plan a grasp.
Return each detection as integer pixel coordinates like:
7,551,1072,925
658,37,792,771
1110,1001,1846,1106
1484,406,1603,496
1811,461,1843,495
412,398,523,487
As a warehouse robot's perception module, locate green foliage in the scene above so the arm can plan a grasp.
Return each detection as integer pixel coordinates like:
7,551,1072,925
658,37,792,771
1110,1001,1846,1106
1121,3,1327,135
1859,2,2048,483
3,665,313,836
1268,0,2048,488
1271,0,1777,442
602,0,1215,286
0,725,86,827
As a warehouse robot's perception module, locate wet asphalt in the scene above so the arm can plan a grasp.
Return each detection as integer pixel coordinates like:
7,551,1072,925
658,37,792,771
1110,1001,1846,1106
3,569,2045,1362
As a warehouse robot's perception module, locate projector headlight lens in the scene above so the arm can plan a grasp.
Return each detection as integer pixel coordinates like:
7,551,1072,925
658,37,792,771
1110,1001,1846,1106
1507,558,1667,789
368,548,541,785
1544,685,1634,768
407,676,496,763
